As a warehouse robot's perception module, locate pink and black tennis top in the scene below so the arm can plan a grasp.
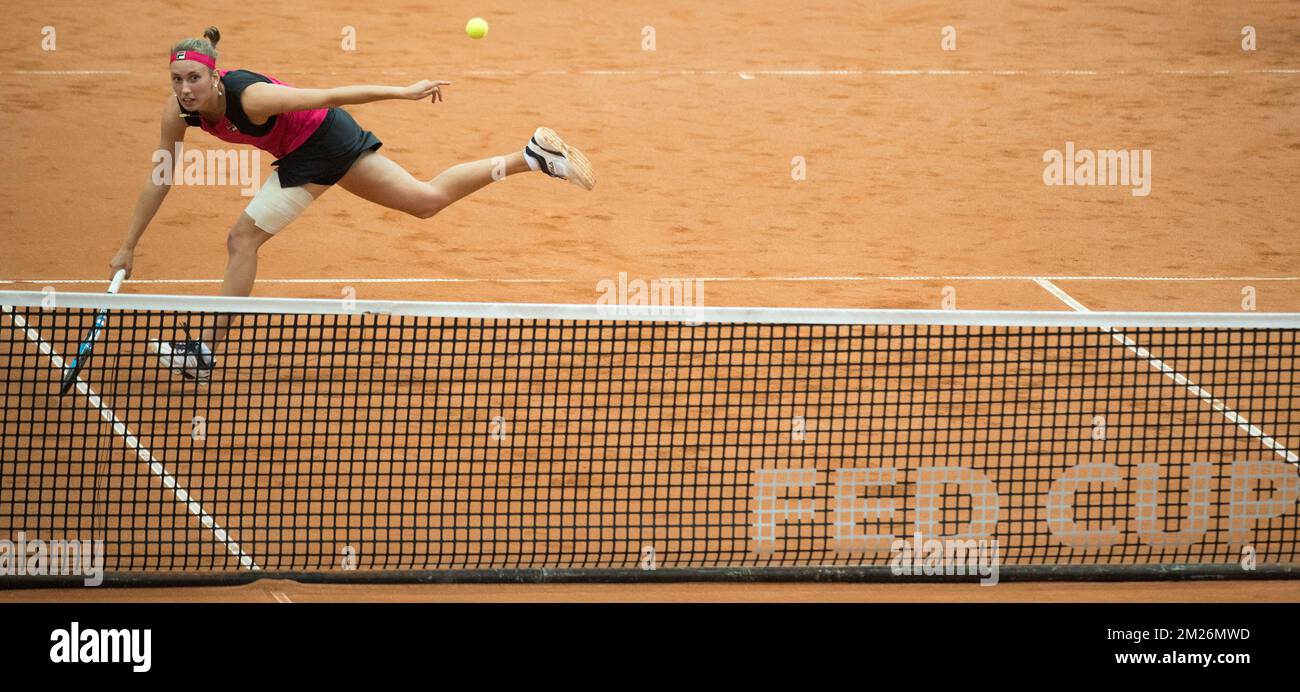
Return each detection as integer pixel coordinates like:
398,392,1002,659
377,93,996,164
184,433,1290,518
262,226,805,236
176,69,382,187
177,69,326,158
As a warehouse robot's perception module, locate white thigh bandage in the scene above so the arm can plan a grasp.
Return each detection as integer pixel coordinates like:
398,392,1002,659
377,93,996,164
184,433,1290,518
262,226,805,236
244,171,315,234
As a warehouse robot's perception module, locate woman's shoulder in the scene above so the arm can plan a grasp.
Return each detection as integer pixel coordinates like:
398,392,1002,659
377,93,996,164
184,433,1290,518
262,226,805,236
222,69,270,84
222,69,281,95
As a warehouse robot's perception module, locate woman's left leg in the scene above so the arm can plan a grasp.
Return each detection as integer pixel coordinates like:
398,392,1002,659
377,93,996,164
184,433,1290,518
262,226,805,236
338,127,595,217
337,150,531,219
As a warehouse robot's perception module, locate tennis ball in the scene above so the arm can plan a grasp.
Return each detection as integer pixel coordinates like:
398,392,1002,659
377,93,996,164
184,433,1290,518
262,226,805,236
466,17,489,39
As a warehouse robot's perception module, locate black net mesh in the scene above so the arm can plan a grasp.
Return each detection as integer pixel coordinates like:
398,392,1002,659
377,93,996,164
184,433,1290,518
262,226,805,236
2,302,1297,578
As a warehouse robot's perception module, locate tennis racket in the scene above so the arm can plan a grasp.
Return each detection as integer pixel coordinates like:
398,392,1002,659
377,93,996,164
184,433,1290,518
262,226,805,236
59,269,127,395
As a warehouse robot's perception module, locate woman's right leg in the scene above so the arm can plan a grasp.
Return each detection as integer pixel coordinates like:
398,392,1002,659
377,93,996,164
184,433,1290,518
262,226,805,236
196,212,274,345
201,180,332,344
221,212,274,298
152,207,298,379
156,207,305,379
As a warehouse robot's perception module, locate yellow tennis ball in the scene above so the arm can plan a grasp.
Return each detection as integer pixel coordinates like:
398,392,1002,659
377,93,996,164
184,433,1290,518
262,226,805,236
466,18,489,39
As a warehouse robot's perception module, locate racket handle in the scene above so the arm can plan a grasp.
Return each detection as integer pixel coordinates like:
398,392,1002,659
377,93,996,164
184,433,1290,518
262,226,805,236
108,269,127,294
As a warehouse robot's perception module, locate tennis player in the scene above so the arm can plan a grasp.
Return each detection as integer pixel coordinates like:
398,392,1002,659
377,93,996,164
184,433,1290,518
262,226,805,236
111,27,595,380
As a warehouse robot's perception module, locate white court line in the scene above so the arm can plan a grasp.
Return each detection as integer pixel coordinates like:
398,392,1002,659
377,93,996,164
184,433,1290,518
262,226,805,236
1034,278,1298,465
753,69,862,75
677,274,1300,283
0,304,262,569
3,275,1299,286
5,67,1298,77
4,69,133,75
361,67,1300,78
0,277,569,285
271,591,293,603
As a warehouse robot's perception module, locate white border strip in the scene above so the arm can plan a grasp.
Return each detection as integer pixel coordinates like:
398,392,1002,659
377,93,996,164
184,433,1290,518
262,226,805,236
680,274,1300,283
5,290,1300,328
0,278,570,285
4,70,133,75
4,275,1297,286
0,305,262,569
5,67,1298,78
1034,279,1298,465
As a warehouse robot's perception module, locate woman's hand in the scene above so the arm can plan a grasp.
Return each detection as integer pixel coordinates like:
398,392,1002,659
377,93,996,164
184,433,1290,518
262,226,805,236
109,246,134,280
400,80,452,103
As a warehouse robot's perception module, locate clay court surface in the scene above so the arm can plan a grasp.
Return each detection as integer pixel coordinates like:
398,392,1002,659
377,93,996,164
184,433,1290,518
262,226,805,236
2,580,1297,603
2,1,1299,602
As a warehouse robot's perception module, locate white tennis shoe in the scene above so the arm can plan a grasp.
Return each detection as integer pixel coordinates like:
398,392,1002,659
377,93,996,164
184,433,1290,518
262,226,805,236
147,339,215,381
524,127,596,190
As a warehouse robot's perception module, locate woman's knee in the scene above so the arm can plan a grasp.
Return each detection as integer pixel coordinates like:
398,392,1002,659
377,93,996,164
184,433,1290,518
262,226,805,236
410,187,451,219
227,215,272,256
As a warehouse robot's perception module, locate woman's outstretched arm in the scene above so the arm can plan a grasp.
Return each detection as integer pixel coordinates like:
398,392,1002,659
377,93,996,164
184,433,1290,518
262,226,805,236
241,79,451,120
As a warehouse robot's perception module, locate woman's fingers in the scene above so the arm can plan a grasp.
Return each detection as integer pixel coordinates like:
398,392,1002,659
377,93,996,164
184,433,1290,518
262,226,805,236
429,81,449,103
407,80,451,101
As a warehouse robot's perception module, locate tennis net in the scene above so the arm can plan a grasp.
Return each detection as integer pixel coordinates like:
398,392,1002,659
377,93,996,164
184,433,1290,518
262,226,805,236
2,290,1298,583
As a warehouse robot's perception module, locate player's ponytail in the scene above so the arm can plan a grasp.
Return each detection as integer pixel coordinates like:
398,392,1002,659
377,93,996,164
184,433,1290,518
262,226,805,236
171,27,221,65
